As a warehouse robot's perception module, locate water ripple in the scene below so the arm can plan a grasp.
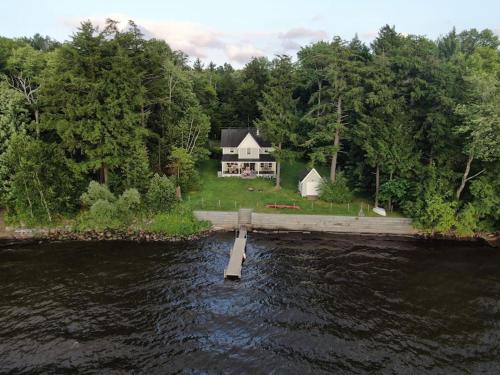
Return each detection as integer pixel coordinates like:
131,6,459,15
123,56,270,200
0,234,498,374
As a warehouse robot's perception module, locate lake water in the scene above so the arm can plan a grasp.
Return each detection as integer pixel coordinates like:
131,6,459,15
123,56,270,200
0,233,499,374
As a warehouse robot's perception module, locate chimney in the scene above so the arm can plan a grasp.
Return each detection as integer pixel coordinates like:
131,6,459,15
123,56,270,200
256,128,260,136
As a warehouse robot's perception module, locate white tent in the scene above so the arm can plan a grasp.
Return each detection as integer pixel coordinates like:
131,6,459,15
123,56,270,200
298,168,323,197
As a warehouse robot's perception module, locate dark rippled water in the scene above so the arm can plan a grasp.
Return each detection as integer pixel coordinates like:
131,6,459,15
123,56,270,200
0,233,499,374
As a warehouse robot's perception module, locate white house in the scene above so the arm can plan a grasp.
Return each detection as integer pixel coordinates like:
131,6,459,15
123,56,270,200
298,168,323,197
219,128,276,178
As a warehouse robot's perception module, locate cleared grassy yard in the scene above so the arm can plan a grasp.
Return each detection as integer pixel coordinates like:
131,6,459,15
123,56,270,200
186,159,401,217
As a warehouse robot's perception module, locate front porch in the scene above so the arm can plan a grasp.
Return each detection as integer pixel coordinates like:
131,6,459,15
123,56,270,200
219,161,276,178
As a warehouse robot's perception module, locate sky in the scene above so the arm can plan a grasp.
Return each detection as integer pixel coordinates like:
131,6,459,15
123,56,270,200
0,0,499,67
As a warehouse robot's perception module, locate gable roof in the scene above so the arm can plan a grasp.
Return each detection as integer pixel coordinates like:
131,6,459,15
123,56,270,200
221,128,272,148
299,168,322,182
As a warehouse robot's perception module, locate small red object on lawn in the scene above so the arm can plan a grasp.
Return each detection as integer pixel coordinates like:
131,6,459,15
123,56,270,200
265,204,300,209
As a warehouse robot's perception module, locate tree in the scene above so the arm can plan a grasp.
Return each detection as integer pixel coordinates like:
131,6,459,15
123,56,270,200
454,48,500,200
6,45,47,136
20,33,61,52
0,78,29,155
301,38,364,182
458,28,500,55
236,57,270,126
354,53,415,207
0,134,81,223
255,55,298,189
167,147,197,199
146,174,176,212
150,58,199,172
41,20,147,185
172,106,210,161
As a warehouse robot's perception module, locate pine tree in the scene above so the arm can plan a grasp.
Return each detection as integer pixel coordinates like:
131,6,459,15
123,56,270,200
41,20,147,185
301,38,364,182
255,55,298,189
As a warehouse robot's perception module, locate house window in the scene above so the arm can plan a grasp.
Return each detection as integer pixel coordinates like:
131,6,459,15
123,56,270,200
247,148,251,155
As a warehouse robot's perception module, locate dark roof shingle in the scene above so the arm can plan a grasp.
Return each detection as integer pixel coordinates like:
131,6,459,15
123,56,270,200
220,128,272,147
299,169,312,181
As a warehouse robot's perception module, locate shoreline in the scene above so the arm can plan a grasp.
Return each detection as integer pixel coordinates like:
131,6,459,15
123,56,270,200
0,228,212,243
1,226,497,248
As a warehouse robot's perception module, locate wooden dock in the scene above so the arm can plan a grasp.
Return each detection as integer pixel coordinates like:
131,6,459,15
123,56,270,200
224,225,247,279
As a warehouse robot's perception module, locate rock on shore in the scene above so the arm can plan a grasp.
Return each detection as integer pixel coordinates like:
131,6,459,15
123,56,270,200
1,228,210,242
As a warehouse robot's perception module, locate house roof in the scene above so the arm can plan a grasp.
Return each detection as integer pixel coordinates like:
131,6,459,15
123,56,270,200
222,154,276,162
299,168,322,182
220,128,272,148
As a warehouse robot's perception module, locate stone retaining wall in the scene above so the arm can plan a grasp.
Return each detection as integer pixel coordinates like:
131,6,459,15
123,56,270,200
194,211,239,230
194,210,416,235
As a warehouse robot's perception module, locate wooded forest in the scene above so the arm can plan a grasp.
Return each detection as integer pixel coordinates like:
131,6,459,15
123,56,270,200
0,20,498,235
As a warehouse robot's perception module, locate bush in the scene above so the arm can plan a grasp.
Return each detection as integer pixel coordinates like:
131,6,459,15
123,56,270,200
455,203,478,236
117,188,141,213
416,194,457,233
76,185,142,231
319,173,353,203
88,199,118,230
147,210,210,236
81,181,116,207
146,174,176,213
379,178,410,208
0,134,83,225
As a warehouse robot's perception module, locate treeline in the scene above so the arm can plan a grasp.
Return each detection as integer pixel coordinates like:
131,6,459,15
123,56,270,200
0,20,498,234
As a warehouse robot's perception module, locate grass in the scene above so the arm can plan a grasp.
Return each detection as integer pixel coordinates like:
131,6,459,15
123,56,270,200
185,159,402,217
146,209,211,236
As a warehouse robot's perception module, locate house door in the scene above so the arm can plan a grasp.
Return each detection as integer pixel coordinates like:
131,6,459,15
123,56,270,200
243,163,255,171
306,181,319,196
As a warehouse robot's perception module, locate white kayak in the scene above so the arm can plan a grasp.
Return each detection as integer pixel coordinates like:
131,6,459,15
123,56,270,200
372,207,387,217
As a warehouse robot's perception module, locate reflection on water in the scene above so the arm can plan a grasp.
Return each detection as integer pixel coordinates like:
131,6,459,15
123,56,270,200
0,233,499,374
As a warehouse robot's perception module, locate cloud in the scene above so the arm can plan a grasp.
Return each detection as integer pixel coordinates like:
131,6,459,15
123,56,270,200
281,39,301,51
279,27,327,41
140,20,224,58
359,30,379,40
309,14,325,23
60,15,331,66
62,14,224,60
225,44,264,64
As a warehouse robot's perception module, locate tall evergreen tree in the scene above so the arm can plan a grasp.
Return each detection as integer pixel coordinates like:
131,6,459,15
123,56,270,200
302,38,364,182
255,55,298,189
41,20,147,185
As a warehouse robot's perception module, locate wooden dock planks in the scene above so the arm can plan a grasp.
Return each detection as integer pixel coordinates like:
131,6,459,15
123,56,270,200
224,225,247,279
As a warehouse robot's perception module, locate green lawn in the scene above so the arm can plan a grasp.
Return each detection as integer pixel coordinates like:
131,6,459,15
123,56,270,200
185,159,402,217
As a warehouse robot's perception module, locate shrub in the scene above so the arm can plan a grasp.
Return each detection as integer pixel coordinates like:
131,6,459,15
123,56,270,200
379,178,410,208
146,174,176,213
86,199,119,230
117,188,141,214
0,134,83,225
147,210,210,236
319,173,353,203
455,203,478,236
77,185,142,231
417,194,457,233
81,181,115,207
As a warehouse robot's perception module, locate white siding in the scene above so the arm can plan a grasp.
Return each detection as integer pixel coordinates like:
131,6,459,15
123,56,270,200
222,147,237,154
237,133,261,159
299,169,323,197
